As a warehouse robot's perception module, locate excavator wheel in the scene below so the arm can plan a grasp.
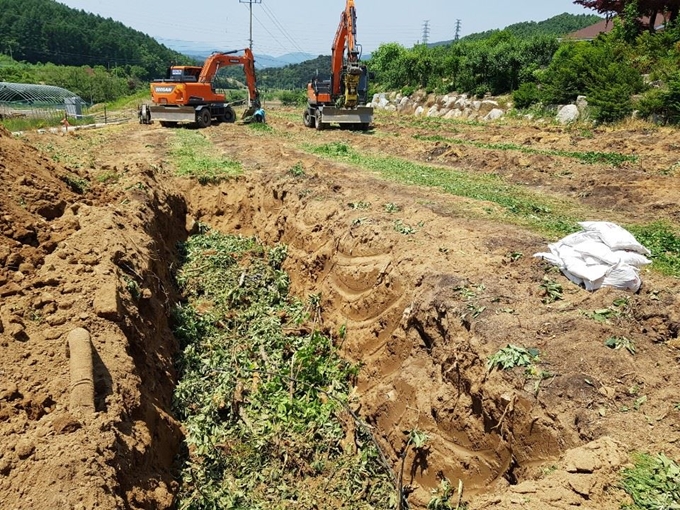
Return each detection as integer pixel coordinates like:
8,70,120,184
314,112,326,131
197,108,212,128
221,107,236,124
303,108,316,128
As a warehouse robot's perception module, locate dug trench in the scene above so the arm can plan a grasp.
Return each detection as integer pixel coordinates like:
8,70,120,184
1,122,679,509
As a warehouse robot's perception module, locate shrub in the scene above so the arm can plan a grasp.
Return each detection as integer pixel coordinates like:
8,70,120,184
278,89,306,106
588,82,634,123
513,82,542,109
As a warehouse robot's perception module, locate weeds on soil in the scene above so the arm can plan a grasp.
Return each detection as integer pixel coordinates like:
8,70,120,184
620,453,680,510
487,345,540,372
413,134,638,167
307,142,578,237
628,222,680,278
172,228,395,509
171,130,241,184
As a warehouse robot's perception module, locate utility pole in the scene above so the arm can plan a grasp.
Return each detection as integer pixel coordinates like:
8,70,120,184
239,0,262,51
454,19,462,41
422,20,430,45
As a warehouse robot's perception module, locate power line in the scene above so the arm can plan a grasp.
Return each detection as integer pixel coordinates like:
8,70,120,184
421,20,430,45
238,0,262,51
259,3,306,55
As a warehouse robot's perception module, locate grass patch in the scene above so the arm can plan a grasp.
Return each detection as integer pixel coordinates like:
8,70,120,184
629,222,680,277
621,453,680,509
247,122,273,132
172,228,395,509
307,141,579,237
414,134,638,167
170,130,241,184
306,142,680,277
1,114,95,133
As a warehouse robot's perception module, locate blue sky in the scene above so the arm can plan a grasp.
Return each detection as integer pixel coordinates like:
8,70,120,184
57,0,590,57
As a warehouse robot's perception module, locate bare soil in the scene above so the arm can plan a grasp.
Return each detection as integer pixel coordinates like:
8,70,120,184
1,109,679,510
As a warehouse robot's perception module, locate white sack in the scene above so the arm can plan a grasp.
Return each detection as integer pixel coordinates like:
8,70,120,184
578,221,651,255
534,222,651,293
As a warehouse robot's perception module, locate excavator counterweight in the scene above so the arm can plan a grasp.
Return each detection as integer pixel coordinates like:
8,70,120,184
303,0,373,131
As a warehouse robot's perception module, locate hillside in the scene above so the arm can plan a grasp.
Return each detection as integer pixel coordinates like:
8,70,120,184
0,0,191,79
434,12,602,45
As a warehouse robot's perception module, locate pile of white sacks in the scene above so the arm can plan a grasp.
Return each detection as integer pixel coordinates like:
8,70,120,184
534,222,652,293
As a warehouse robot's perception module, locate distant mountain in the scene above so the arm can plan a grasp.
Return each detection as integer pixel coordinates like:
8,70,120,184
431,13,602,46
0,0,191,79
156,38,314,68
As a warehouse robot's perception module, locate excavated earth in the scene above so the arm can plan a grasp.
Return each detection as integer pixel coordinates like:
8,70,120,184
0,108,679,509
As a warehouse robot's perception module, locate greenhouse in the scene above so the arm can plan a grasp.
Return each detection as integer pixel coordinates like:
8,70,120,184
0,82,84,118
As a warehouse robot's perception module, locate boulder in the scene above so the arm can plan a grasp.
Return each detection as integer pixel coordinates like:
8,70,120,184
385,104,397,112
484,108,505,121
556,104,580,124
426,105,440,117
472,100,482,111
576,96,588,113
415,106,425,117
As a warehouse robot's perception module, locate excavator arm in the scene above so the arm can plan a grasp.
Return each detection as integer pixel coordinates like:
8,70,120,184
198,48,261,109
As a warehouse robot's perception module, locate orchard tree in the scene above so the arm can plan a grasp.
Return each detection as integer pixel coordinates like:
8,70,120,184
574,0,680,30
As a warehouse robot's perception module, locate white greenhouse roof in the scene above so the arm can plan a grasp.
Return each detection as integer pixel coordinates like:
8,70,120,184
0,82,83,105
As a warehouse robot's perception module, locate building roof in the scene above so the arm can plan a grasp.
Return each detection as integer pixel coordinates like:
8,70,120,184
563,13,667,41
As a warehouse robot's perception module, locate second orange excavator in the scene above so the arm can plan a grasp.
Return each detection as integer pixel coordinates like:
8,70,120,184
303,0,373,130
142,48,260,128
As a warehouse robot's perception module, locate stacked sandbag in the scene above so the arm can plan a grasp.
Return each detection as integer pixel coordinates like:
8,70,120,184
534,222,651,292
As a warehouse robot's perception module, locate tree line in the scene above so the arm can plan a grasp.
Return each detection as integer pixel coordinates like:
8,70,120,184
0,0,191,80
368,5,680,123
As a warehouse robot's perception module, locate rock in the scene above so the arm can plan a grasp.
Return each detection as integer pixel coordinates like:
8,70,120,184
399,96,409,107
443,109,461,119
484,108,505,121
47,315,67,327
427,105,440,117
472,100,482,111
0,459,11,476
8,323,29,342
53,414,82,434
481,99,499,107
0,382,21,401
93,278,120,321
385,104,397,112
0,282,21,297
576,95,588,113
564,449,600,473
33,292,56,309
185,215,198,235
568,474,595,497
15,440,35,459
42,328,63,340
0,316,3,334
557,104,580,124
414,106,425,117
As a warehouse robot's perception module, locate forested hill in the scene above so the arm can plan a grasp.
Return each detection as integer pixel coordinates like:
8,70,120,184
0,0,191,79
436,13,602,45
253,13,602,91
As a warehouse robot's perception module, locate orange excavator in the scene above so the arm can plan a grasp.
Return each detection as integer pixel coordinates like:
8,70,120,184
142,48,261,128
303,0,373,130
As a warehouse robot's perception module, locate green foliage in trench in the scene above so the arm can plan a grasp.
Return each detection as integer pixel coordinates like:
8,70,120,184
172,227,395,509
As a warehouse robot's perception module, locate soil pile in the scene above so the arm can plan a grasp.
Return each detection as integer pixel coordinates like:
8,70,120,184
0,128,187,509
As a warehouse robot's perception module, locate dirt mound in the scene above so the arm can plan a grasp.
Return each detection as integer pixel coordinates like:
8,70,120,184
0,131,187,509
